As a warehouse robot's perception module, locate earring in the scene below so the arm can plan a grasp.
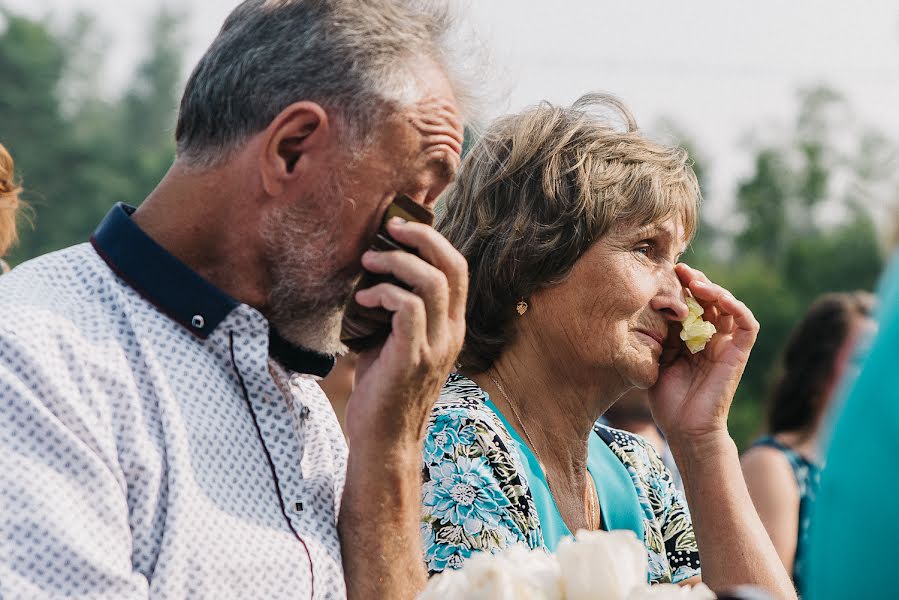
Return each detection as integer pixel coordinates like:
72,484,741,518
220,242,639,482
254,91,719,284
516,300,528,315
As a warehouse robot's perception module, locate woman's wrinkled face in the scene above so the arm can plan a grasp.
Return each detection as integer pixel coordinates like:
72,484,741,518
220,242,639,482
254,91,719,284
528,215,690,389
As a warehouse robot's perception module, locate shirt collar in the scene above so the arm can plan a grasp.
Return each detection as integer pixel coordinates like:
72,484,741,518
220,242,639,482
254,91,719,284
90,203,335,377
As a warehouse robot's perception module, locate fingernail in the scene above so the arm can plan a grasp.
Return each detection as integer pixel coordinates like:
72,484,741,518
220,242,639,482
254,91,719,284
693,280,709,288
390,216,407,226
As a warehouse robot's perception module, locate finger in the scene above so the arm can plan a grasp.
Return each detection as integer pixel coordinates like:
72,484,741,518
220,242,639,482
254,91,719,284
717,291,759,336
687,279,730,329
692,282,758,348
716,312,735,335
675,263,712,289
687,278,731,307
361,249,449,342
354,283,427,352
385,219,468,321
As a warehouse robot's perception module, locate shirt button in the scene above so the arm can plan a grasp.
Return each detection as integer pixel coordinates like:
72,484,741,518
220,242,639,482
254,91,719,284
191,315,205,329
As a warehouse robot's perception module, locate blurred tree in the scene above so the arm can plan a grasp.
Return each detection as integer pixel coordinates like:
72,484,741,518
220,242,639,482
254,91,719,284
734,148,790,262
0,8,185,264
117,8,185,195
689,85,890,447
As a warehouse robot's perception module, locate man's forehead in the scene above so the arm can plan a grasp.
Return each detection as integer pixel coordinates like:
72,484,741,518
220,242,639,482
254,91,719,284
407,96,464,142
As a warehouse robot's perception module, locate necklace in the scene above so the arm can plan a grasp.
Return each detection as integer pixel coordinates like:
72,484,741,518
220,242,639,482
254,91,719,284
488,373,599,530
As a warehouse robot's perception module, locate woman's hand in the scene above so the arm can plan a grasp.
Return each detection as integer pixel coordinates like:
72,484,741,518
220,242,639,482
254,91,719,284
649,263,759,444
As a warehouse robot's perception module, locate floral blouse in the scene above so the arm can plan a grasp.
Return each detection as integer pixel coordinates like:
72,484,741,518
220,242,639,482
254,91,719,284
420,374,700,584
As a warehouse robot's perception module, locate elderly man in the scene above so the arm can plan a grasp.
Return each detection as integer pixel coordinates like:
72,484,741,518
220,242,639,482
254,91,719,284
0,1,475,598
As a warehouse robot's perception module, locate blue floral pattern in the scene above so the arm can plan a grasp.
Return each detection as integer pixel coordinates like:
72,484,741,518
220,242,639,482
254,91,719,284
421,374,700,584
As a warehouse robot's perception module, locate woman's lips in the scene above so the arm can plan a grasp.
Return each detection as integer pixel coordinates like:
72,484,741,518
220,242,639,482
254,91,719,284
635,329,665,349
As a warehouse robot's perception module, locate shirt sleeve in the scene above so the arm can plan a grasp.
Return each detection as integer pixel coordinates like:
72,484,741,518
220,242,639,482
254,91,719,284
420,406,537,576
607,428,700,585
0,324,149,599
804,254,899,599
632,437,700,584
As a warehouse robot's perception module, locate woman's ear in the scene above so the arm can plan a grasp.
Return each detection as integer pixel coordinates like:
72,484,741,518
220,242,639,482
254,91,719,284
259,101,332,196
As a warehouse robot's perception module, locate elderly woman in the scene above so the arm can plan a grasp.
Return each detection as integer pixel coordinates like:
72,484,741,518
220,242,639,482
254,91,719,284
420,94,794,598
0,142,23,272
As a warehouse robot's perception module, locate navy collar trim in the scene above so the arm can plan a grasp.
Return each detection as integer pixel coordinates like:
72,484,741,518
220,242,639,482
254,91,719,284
269,330,336,378
90,203,335,377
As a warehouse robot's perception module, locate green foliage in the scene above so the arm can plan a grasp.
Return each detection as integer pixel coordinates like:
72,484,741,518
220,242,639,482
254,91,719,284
687,86,890,449
0,8,184,264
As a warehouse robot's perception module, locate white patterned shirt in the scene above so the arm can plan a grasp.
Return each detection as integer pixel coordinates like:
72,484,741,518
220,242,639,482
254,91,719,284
0,204,348,599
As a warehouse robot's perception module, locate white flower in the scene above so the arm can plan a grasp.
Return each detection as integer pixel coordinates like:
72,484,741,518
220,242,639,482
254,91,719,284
557,529,648,600
417,530,717,600
417,568,468,600
680,296,717,353
626,583,717,600
417,545,562,600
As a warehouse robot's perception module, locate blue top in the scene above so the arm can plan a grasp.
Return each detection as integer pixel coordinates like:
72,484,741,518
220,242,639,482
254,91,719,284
483,397,644,550
750,435,821,583
804,252,899,598
421,374,700,584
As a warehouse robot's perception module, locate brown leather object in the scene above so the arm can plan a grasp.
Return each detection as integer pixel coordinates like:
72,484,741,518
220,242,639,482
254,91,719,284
340,195,434,352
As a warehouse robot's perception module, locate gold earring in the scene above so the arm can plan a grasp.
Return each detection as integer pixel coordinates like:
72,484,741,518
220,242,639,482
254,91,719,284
516,300,528,315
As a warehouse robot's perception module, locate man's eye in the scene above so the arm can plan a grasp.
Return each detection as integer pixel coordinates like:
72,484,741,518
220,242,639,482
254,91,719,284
634,244,653,256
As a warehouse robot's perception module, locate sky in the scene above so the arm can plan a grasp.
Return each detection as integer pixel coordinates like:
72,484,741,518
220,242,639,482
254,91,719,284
5,0,899,219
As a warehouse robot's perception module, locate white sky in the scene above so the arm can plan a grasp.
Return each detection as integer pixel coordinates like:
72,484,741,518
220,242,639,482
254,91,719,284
5,0,899,218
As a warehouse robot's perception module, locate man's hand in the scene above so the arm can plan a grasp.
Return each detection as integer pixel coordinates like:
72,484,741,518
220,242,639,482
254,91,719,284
339,216,467,600
346,217,467,447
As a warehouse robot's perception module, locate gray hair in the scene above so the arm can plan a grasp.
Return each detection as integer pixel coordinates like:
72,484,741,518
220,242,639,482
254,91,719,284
175,0,483,167
439,93,701,373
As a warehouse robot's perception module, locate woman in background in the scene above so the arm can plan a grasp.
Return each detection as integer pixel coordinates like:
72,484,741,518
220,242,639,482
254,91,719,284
741,292,875,583
0,142,23,272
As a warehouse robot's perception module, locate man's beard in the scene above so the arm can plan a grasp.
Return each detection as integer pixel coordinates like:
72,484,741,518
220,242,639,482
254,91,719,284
262,187,359,355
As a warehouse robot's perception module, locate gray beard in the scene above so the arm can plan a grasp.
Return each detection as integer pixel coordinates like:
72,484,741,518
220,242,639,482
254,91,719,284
262,198,356,355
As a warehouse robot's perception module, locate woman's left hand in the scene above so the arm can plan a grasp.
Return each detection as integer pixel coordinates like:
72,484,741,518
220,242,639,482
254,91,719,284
649,263,759,443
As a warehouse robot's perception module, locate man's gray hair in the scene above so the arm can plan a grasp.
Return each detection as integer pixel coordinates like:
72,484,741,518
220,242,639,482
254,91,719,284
176,0,483,167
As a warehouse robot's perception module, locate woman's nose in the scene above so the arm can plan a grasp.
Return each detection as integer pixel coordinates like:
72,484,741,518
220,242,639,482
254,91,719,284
651,273,690,321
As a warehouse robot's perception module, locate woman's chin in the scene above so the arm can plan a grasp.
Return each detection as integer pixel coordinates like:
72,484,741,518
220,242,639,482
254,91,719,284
627,360,660,389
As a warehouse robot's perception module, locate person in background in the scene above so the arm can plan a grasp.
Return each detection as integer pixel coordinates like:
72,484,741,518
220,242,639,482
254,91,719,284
741,292,875,585
421,94,796,599
0,1,476,598
804,238,899,598
0,142,23,272
603,388,684,493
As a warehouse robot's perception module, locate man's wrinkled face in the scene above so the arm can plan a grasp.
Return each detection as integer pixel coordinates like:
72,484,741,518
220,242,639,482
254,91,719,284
264,64,464,353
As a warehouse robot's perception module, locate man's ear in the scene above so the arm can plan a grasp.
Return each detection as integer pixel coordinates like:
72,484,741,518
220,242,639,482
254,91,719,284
259,101,331,197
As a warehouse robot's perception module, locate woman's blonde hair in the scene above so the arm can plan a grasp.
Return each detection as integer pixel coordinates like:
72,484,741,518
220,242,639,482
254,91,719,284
0,143,23,257
438,93,701,373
